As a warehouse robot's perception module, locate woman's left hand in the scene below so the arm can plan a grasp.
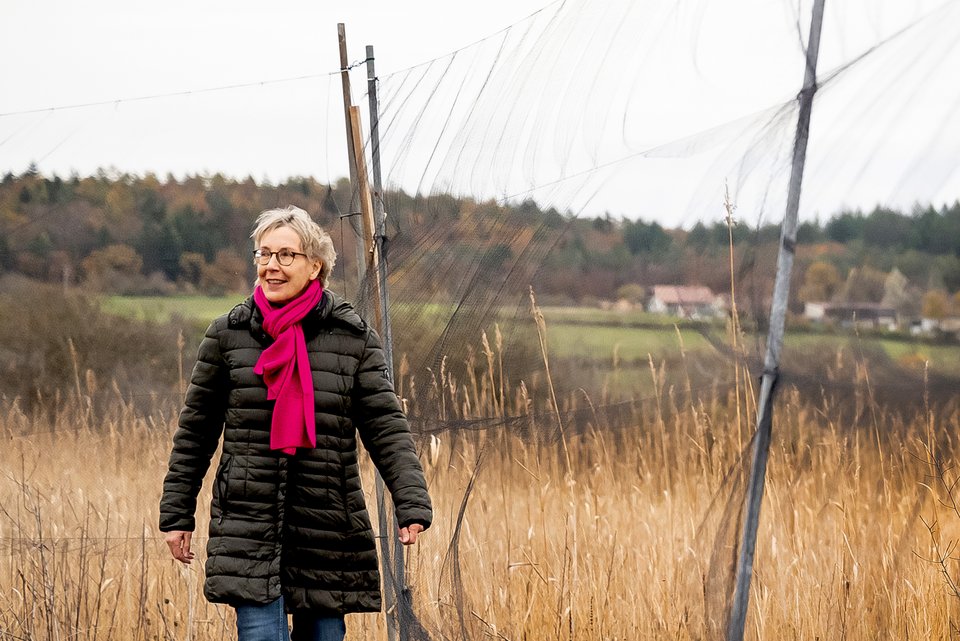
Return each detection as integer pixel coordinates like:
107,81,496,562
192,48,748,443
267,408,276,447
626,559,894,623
399,524,424,545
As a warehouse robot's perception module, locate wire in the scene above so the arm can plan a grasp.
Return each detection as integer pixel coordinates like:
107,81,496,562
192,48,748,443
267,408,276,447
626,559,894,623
380,0,564,79
0,72,336,119
0,1,561,120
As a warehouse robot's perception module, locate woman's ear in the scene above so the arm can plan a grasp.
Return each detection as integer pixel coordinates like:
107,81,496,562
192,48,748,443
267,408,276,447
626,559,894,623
311,260,323,281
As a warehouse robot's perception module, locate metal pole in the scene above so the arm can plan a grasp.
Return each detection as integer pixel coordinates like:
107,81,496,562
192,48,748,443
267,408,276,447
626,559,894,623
337,23,367,286
726,1,825,639
367,45,409,641
366,45,394,378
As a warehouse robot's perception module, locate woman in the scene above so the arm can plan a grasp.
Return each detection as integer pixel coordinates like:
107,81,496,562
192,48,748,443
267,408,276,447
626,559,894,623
160,205,432,641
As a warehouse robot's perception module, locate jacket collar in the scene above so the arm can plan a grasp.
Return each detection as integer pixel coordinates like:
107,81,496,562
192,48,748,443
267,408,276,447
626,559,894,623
228,289,367,337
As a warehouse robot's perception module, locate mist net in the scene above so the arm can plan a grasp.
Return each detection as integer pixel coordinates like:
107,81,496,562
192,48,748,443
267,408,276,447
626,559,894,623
1,0,959,639
335,1,960,638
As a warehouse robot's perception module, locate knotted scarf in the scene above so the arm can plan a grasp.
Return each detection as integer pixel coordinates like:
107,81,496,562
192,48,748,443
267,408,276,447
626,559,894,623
253,279,324,455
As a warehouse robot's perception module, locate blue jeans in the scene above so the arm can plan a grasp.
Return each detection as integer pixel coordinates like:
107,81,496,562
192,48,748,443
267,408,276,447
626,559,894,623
235,596,345,641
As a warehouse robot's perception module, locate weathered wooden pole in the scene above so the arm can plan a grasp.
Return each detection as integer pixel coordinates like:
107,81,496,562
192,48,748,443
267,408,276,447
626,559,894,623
340,27,402,641
348,100,406,641
338,24,367,286
726,1,826,640
348,105,383,331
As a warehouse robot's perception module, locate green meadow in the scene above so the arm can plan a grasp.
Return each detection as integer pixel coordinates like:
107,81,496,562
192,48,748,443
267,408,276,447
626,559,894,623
103,294,248,324
103,295,960,380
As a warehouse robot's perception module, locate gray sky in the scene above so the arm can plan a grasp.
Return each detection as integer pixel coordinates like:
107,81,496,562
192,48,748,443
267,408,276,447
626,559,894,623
2,0,958,226
0,0,550,172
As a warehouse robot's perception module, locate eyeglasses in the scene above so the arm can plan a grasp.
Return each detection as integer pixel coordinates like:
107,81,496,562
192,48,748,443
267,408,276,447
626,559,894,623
252,249,307,266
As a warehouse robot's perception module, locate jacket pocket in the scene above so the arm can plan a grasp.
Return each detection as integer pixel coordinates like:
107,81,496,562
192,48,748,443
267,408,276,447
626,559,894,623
214,453,233,524
339,466,353,531
340,468,374,535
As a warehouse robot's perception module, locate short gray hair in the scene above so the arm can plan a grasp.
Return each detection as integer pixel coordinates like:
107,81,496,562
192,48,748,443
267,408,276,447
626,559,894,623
251,205,337,286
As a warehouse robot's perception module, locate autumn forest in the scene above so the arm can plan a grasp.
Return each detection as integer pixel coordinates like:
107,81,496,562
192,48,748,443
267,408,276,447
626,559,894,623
2,169,959,321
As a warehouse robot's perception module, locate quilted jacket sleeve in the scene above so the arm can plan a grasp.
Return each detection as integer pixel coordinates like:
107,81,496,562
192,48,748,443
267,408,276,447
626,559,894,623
159,318,230,532
353,327,433,530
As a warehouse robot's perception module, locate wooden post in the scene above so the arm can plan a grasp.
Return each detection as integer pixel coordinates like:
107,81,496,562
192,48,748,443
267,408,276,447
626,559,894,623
726,1,826,640
348,105,400,641
338,24,366,286
347,106,384,331
342,36,405,641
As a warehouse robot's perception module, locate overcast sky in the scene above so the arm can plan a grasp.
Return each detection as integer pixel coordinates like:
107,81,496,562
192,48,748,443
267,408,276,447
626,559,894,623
2,0,958,226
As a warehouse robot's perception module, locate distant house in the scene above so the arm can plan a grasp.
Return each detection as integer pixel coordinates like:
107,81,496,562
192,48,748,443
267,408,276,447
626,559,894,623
803,302,829,321
647,285,720,319
803,302,898,330
943,318,960,335
912,316,960,337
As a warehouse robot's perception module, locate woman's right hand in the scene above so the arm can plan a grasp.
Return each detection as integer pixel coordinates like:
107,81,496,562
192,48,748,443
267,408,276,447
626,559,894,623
164,530,195,564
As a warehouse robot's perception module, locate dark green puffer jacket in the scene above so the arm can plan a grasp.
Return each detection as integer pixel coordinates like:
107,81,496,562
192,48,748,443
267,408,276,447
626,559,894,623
159,290,432,613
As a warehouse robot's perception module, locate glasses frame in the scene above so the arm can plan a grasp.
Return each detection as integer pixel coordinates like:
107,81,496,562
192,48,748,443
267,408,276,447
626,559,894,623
252,248,308,266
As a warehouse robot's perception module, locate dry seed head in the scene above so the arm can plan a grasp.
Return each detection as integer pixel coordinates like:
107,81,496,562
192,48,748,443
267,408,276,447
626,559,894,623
429,434,441,468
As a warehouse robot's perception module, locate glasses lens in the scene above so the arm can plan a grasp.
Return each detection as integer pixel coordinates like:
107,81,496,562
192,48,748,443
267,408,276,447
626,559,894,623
253,249,298,265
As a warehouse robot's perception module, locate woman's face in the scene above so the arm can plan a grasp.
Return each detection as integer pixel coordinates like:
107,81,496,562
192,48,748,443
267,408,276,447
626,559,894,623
255,225,323,305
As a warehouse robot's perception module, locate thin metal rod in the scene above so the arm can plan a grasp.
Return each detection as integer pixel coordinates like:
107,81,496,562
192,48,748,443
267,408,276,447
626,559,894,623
366,44,405,641
366,45,394,380
726,1,826,640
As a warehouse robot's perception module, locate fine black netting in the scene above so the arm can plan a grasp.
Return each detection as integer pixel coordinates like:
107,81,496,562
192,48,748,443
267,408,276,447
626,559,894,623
2,0,960,639
328,1,960,638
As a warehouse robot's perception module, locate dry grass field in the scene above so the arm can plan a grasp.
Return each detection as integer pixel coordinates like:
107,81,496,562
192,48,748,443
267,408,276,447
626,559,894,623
2,345,959,641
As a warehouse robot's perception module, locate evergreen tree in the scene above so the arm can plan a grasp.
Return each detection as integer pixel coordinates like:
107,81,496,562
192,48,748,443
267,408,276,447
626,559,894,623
826,211,864,243
623,219,671,255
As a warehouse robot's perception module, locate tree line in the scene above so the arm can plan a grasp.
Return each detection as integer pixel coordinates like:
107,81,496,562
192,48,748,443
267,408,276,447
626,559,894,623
1,169,959,318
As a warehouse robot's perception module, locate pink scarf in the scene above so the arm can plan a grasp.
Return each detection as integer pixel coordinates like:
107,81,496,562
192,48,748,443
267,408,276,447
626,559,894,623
253,279,324,455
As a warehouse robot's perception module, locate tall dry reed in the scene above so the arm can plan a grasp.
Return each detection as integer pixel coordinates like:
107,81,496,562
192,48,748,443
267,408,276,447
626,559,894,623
1,334,958,640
